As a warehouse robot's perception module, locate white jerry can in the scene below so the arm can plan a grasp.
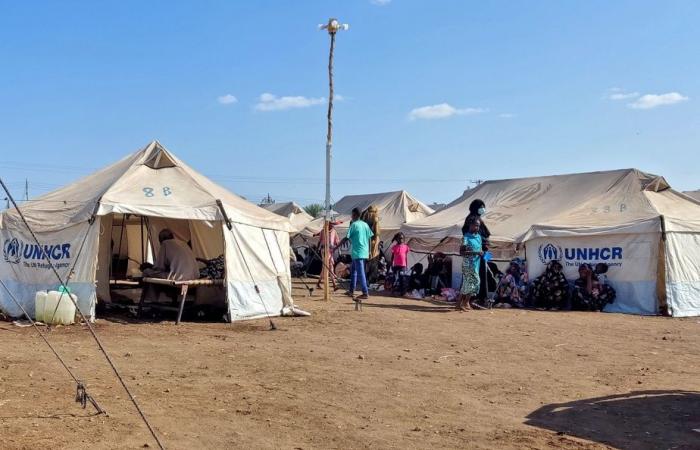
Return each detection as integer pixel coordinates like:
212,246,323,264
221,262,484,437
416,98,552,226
34,291,48,322
44,287,77,325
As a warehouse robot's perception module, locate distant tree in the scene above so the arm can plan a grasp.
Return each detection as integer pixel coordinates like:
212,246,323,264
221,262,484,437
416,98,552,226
304,203,324,218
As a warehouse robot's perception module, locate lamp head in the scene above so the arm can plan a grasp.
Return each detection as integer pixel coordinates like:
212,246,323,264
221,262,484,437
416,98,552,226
321,18,349,34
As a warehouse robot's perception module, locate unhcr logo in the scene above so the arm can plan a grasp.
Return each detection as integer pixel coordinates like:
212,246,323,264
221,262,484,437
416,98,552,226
538,242,562,264
2,237,71,265
3,238,23,264
538,241,624,266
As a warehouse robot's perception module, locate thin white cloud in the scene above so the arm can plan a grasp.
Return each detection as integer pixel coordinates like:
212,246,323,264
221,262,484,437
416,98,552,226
628,92,689,110
498,113,516,119
254,93,326,111
409,103,486,120
606,88,639,101
371,0,391,5
217,94,238,105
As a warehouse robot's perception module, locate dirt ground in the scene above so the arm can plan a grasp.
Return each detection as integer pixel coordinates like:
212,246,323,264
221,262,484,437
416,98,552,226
1,281,699,450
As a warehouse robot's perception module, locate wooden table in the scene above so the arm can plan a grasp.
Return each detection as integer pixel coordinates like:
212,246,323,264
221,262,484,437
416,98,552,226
138,277,224,324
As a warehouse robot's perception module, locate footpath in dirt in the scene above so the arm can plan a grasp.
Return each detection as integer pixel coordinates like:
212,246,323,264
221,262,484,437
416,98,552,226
0,282,698,449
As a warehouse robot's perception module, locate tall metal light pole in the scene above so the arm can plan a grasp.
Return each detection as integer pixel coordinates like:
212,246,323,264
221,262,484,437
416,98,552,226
319,18,349,301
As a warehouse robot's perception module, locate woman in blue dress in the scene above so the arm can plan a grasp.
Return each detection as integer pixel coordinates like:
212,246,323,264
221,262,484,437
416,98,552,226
459,216,483,311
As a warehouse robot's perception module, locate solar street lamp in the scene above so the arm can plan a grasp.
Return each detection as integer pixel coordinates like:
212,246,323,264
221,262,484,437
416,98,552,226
319,17,348,301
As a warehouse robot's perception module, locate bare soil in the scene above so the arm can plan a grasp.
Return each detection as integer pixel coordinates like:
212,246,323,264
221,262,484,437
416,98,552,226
1,281,699,449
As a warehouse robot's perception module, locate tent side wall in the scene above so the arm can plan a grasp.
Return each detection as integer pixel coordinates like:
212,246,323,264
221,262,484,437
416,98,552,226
664,231,700,317
524,233,661,315
0,220,99,319
224,222,292,321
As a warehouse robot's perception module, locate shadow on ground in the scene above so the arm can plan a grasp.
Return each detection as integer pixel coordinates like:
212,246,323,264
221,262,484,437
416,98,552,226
361,301,454,313
525,390,700,450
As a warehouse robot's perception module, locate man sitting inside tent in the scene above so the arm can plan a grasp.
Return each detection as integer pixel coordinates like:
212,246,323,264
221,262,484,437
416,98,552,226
139,229,200,304
141,229,200,281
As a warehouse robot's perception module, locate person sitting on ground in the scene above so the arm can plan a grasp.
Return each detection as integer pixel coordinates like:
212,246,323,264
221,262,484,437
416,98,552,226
141,229,199,281
572,263,616,311
458,216,483,311
493,258,528,308
376,241,388,282
426,252,451,295
338,208,374,301
334,255,351,279
408,263,424,292
530,260,569,310
390,233,411,295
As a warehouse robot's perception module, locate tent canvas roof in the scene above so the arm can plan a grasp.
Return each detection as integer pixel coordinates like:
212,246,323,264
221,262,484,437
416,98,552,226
0,141,293,233
402,168,700,252
300,190,434,237
684,190,700,202
261,202,313,232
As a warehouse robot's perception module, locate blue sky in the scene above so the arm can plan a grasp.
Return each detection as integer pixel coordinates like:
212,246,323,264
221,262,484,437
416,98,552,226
1,0,698,207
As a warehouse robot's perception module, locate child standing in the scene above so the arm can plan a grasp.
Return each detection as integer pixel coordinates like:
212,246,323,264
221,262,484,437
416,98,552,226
459,217,483,311
390,233,411,295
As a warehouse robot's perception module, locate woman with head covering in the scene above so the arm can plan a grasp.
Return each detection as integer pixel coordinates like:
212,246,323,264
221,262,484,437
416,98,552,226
461,199,492,304
572,263,616,311
361,205,382,282
531,260,569,310
493,258,529,308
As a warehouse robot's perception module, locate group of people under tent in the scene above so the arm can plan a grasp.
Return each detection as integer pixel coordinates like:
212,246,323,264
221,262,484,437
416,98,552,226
296,197,617,312
457,199,617,312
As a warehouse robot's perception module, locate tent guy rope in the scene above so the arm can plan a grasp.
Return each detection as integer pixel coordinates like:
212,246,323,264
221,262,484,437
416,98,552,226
0,177,166,450
0,278,105,415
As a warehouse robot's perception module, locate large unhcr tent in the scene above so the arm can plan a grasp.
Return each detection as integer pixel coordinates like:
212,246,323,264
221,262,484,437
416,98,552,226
298,190,434,245
0,141,296,322
402,169,700,317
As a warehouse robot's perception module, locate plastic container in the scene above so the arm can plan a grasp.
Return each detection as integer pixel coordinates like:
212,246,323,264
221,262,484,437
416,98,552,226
44,286,77,325
34,291,48,322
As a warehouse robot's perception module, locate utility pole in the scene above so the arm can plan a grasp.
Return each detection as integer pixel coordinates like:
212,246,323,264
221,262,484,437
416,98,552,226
319,18,349,301
24,179,29,201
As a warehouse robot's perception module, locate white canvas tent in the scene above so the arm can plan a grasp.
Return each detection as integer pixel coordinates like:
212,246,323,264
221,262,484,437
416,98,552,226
402,169,700,317
522,173,700,317
0,141,296,322
298,190,434,245
261,202,313,232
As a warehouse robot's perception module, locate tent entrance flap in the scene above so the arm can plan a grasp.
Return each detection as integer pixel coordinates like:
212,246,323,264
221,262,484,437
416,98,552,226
97,214,228,318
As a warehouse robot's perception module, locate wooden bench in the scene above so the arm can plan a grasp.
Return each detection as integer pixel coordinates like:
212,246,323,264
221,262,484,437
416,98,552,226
138,277,224,324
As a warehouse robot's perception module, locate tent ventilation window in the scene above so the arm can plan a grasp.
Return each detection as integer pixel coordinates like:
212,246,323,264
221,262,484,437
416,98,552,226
643,176,670,192
143,148,177,169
